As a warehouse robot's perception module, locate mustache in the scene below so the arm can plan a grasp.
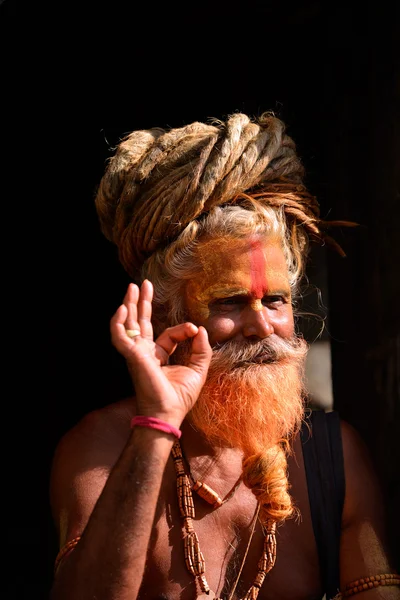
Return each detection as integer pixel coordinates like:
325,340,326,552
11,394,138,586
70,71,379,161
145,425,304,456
210,335,306,367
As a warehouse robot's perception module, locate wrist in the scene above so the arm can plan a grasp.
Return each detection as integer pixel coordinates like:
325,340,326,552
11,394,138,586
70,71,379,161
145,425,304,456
134,408,184,431
131,415,182,439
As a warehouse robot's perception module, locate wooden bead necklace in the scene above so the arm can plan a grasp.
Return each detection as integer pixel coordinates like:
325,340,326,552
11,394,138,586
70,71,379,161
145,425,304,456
179,443,243,508
172,440,277,599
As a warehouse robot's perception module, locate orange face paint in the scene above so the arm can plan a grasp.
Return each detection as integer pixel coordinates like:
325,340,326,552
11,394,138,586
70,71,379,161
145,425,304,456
185,236,291,322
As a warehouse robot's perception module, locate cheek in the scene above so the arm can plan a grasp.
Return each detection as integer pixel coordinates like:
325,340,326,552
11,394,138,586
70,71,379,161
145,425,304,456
272,307,295,337
204,315,238,344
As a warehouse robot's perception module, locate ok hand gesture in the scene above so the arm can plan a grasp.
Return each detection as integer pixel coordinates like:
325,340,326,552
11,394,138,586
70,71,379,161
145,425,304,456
110,280,212,428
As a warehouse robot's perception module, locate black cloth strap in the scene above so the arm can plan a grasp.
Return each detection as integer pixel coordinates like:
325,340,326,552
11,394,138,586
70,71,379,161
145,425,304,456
300,409,345,600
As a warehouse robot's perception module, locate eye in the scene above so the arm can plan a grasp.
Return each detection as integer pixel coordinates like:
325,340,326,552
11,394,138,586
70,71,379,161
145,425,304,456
262,295,286,307
211,296,247,310
217,297,241,305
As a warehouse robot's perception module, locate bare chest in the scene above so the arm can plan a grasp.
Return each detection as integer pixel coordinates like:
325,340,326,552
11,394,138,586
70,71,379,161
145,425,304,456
138,460,323,600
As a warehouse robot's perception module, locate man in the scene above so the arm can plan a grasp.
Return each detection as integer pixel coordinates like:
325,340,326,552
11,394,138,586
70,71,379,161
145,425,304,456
49,112,399,599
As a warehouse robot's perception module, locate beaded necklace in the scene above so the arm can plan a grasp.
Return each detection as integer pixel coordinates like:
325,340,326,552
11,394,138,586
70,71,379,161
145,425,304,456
172,440,277,599
179,443,243,508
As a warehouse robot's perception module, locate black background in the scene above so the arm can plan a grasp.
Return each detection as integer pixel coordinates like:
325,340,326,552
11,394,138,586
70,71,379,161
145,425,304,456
2,1,399,598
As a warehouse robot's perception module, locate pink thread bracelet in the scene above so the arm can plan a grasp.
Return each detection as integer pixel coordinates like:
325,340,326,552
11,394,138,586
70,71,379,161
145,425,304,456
130,416,182,439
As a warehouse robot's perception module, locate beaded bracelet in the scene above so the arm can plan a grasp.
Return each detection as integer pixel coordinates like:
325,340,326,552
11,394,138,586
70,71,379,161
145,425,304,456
54,536,81,574
332,573,400,598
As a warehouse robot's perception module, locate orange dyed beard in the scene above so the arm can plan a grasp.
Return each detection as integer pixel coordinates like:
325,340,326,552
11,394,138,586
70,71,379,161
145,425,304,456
173,335,308,455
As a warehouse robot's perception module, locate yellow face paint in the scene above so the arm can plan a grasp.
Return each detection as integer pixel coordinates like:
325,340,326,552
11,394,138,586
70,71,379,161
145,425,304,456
250,298,264,312
185,236,291,322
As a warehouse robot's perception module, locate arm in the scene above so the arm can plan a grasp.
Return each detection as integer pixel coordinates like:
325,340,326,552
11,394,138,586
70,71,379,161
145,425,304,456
50,423,178,600
339,419,400,599
49,280,212,600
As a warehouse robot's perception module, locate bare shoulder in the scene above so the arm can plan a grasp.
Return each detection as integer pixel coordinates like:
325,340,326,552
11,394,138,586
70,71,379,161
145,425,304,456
338,418,398,592
52,396,135,473
50,397,135,547
339,418,385,529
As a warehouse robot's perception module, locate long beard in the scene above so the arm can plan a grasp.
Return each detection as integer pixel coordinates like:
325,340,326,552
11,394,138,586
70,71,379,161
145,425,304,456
173,334,308,455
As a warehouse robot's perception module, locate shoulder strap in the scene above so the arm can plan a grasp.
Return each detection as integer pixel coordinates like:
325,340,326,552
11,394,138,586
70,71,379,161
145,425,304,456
300,409,345,600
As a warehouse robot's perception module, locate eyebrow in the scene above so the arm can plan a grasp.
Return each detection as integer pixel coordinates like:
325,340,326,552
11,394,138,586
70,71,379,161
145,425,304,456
210,288,292,301
205,286,248,299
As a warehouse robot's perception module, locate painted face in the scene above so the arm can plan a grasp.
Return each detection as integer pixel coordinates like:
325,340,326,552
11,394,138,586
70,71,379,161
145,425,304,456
185,236,294,346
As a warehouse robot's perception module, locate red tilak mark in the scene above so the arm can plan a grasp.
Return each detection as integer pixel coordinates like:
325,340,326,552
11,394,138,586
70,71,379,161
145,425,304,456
249,240,267,298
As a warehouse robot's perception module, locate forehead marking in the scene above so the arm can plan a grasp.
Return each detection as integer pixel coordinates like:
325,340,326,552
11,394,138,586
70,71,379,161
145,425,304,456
250,298,264,312
249,239,267,298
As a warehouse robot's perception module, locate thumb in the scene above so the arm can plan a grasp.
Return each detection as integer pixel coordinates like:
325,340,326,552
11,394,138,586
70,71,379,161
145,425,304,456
186,326,212,377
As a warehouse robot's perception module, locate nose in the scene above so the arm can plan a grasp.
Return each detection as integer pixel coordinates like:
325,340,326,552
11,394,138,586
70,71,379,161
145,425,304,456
241,306,274,339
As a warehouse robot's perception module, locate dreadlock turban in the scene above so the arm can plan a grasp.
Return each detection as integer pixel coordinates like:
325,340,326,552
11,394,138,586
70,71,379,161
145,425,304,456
95,112,334,280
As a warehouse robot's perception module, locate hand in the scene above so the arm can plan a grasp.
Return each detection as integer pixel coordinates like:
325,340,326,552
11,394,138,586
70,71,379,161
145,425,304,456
110,280,212,428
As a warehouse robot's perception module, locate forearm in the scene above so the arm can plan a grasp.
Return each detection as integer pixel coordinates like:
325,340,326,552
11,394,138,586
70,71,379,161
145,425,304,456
50,426,175,600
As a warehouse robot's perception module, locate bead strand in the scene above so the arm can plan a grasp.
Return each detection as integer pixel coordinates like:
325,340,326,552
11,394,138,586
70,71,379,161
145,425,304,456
172,441,277,599
179,441,242,508
343,573,400,597
172,441,211,594
193,480,223,508
242,520,277,600
332,573,400,599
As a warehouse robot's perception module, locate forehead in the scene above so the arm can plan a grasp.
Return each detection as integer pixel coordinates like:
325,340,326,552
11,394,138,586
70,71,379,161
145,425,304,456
193,235,289,288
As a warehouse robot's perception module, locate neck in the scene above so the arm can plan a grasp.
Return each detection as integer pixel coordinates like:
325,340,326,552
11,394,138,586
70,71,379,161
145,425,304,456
180,419,245,485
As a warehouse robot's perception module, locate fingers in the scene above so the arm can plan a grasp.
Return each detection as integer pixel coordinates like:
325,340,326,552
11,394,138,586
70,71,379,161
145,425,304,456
111,281,148,355
111,282,212,381
185,326,212,377
137,280,154,341
110,303,133,355
120,280,154,340
122,283,139,332
155,322,200,357
155,324,212,374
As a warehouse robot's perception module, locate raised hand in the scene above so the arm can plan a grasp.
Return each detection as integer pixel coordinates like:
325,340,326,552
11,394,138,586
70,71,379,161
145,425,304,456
110,280,212,428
